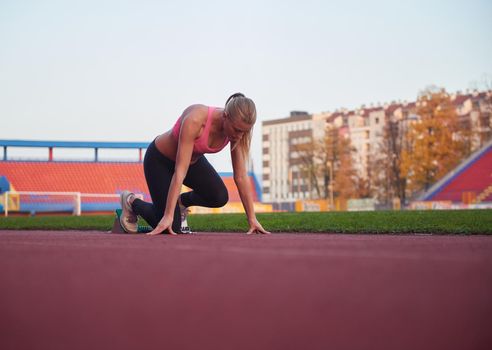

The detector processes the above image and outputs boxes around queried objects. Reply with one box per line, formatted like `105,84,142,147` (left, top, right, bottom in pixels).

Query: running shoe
120,191,138,233
179,202,192,234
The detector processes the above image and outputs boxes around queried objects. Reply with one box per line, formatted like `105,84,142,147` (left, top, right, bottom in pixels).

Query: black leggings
131,140,229,233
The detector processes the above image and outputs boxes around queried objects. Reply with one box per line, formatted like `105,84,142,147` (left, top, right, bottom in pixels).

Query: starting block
111,209,152,233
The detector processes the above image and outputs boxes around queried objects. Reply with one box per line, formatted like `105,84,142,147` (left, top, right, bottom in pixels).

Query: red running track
0,231,491,350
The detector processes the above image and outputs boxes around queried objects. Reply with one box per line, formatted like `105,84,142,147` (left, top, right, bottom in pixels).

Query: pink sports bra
172,106,229,155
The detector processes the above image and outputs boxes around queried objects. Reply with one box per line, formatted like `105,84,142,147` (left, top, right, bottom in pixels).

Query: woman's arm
231,145,270,234
147,112,201,235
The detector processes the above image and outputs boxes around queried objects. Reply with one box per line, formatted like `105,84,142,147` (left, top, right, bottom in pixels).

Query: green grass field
0,210,491,234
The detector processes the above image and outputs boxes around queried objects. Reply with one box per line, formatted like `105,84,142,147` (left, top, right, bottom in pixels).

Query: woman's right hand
147,215,177,236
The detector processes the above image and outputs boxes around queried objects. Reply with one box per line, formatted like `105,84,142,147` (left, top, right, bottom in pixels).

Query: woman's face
223,113,252,143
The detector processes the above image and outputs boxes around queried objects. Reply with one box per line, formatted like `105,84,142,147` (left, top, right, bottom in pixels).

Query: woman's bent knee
213,188,229,207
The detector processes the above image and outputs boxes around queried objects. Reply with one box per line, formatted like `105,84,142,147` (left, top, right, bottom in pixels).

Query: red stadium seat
425,145,492,203
0,161,260,203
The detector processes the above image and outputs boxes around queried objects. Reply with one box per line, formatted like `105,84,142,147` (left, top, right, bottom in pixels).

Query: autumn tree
333,145,357,200
292,139,322,199
319,126,357,201
292,125,357,201
371,115,409,206
401,88,467,192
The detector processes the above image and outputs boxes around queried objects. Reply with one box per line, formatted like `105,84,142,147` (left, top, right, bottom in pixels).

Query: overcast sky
1,0,491,173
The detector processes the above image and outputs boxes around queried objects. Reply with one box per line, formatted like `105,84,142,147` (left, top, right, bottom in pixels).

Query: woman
119,93,270,235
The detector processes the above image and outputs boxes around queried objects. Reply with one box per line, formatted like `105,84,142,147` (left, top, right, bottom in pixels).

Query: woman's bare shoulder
181,104,208,117
178,105,211,135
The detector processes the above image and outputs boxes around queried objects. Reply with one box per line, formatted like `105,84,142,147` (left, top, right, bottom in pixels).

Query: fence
2,191,143,216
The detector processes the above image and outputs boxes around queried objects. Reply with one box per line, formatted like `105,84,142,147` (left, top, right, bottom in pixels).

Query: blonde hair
224,93,256,163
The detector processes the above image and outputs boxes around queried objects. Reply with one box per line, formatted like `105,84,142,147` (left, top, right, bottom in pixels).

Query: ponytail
224,93,256,164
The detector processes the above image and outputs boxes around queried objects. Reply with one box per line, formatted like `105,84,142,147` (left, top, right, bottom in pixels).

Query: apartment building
262,91,491,206
262,111,313,207
262,106,411,205
452,91,492,149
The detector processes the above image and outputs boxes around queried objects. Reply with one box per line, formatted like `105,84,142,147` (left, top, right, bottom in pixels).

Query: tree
401,88,467,193
335,147,357,200
292,139,322,199
292,124,357,202
321,126,357,201
371,116,408,206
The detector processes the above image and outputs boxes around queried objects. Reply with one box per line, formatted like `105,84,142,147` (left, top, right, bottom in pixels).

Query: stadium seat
424,143,492,203
0,161,261,212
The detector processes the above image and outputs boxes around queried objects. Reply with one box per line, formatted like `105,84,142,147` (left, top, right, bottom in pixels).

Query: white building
262,111,313,208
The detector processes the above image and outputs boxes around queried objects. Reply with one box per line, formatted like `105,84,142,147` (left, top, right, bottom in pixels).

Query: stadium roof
0,140,149,149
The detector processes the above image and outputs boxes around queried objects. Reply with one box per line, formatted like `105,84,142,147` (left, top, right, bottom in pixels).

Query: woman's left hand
246,218,271,235
147,215,177,236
